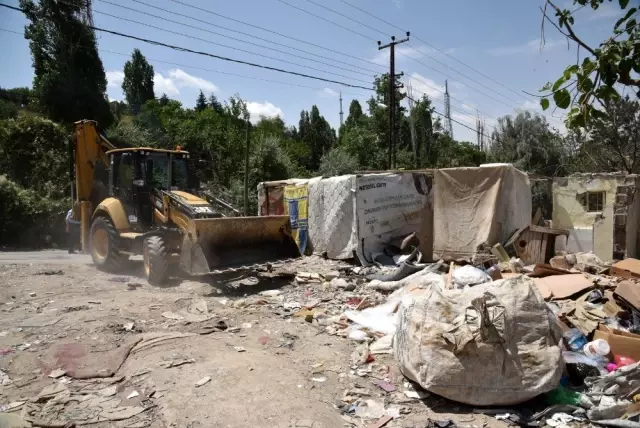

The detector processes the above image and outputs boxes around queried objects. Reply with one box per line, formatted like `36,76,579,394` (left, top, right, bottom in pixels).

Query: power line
72,4,375,86
0,3,373,90
0,28,371,99
166,0,386,70
275,0,374,40
301,0,390,37
337,0,542,105
300,0,565,125
99,0,381,77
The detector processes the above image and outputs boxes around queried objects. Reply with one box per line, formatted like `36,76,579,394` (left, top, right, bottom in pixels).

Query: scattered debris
311,376,327,383
234,346,246,352
259,290,282,297
161,311,185,321
126,390,140,399
371,379,396,393
195,376,211,387
37,269,64,276
29,292,36,297
123,322,135,331
63,304,90,312
47,368,66,379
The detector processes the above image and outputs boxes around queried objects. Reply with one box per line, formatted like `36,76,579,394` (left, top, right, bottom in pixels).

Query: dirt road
0,256,508,428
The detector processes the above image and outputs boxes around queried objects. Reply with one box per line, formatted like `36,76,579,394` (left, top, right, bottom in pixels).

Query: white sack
394,275,562,406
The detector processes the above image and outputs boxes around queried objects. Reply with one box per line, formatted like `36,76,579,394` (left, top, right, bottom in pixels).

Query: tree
539,0,640,128
208,94,223,113
489,111,566,176
411,95,436,167
582,95,640,173
20,0,112,126
158,93,169,106
195,90,208,112
345,100,364,127
122,49,154,114
319,147,359,176
298,106,335,170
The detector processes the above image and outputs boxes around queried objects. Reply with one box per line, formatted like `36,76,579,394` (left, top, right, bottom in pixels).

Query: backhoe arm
72,120,117,251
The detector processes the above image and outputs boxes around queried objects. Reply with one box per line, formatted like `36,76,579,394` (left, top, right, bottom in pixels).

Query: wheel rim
92,228,109,260
143,244,150,277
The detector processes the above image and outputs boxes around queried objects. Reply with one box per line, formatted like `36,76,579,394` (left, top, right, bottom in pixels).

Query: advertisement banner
356,173,430,263
284,185,309,254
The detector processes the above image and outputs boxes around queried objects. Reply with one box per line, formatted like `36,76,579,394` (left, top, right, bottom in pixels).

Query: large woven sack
394,275,562,406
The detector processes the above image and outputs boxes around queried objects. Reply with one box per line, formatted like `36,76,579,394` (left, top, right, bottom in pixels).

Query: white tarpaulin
308,175,357,259
433,164,531,261
355,173,431,264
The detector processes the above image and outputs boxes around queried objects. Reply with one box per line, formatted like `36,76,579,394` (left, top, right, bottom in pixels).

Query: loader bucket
180,215,301,275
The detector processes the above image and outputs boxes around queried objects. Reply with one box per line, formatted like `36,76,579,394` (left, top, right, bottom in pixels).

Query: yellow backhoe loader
70,120,299,284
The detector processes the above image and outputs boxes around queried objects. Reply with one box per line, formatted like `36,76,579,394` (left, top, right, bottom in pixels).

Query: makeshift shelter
259,172,433,263
433,164,531,262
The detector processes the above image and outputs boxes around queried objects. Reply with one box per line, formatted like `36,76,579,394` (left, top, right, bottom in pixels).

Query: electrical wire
99,0,381,77
65,4,375,86
0,28,371,99
0,3,373,90
166,0,386,70
337,0,545,105
297,0,566,125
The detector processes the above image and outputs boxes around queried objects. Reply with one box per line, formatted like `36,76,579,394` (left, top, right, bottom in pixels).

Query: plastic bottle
563,328,588,352
583,339,610,359
545,386,593,408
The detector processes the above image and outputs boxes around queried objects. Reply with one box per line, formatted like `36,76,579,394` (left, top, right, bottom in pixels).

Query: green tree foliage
158,93,170,106
195,90,208,112
319,147,360,176
0,116,69,198
298,105,336,170
573,95,640,173
20,0,112,127
208,94,223,113
489,111,566,176
540,0,640,128
122,49,155,114
0,176,69,248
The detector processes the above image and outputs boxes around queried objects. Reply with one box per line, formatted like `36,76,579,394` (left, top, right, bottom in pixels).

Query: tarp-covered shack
433,164,531,262
258,172,433,264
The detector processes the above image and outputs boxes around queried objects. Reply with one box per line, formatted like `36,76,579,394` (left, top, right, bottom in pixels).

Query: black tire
143,235,169,285
90,216,126,273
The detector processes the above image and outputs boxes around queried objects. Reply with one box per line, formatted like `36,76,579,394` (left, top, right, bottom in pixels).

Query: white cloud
319,88,339,98
587,3,623,21
487,38,565,56
246,101,283,123
168,69,218,93
106,70,124,88
154,73,179,96
404,72,446,100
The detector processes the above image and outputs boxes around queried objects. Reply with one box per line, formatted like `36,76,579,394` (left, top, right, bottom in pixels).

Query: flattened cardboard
533,274,594,300
593,325,640,361
614,280,640,310
528,264,572,278
610,258,640,279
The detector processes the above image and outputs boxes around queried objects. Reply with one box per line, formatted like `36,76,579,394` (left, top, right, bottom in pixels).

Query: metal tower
339,91,344,127
444,80,453,139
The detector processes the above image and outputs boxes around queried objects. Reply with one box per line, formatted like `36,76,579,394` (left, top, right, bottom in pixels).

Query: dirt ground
0,256,510,428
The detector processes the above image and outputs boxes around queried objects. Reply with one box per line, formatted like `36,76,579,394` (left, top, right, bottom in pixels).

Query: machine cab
107,147,194,228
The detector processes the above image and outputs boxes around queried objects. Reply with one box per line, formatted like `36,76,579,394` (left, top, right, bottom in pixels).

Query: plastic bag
452,265,491,287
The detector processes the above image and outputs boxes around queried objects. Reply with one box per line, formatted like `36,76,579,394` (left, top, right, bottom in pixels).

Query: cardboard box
609,258,640,279
593,325,640,361
614,280,640,311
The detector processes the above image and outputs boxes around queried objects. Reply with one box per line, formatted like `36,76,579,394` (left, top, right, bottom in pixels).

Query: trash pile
292,241,640,427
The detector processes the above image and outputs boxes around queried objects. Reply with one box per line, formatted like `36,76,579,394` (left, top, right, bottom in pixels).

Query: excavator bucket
180,215,301,275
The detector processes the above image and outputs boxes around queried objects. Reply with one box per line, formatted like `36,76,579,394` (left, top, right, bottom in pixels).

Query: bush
0,116,69,198
318,147,359,176
0,176,69,248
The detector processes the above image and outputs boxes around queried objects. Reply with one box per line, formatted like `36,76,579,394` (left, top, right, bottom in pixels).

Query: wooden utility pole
378,32,409,169
243,113,250,216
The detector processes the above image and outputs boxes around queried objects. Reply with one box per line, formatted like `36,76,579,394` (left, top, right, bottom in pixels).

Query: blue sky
0,0,630,142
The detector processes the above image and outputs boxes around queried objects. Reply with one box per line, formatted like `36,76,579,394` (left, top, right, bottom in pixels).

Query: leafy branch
539,0,640,128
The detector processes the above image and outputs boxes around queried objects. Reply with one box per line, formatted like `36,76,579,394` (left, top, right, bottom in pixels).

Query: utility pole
378,32,410,170
243,112,250,216
339,90,344,127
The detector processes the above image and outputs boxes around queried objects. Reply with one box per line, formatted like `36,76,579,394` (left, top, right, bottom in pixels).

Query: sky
0,0,632,142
